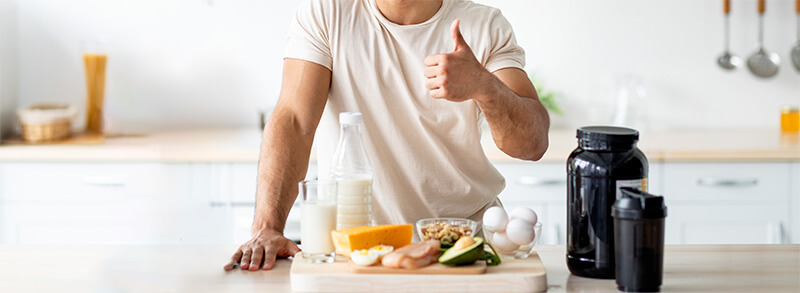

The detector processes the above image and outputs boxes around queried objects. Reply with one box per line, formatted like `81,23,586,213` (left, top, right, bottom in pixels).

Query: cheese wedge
331,224,413,256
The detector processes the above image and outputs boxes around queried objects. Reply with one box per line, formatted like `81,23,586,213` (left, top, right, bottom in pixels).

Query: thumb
287,241,301,256
450,19,469,52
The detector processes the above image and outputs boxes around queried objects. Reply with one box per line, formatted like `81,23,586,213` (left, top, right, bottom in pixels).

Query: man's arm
476,68,549,161
424,19,549,160
224,58,331,271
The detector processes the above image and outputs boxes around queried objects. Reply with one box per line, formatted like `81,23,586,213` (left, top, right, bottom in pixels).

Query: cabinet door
188,162,316,244
662,162,791,244
0,163,190,244
545,203,567,245
493,162,565,245
666,204,788,244
494,162,566,203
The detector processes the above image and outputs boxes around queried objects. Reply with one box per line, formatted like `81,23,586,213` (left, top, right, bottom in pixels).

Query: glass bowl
415,218,478,243
483,222,542,259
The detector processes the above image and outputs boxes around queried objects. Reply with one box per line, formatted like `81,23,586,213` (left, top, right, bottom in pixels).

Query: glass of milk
299,179,338,263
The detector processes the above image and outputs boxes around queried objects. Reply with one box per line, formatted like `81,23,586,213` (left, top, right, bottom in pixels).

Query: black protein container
613,187,667,292
567,126,648,279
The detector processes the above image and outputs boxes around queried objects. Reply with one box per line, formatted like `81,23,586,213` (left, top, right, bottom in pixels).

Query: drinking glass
299,179,338,263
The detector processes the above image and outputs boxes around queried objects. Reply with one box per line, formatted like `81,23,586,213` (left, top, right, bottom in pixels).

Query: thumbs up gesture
424,19,493,102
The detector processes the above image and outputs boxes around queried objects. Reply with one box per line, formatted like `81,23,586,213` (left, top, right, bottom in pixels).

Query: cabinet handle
517,176,565,187
83,176,125,186
552,223,563,245
768,222,786,244
696,177,758,187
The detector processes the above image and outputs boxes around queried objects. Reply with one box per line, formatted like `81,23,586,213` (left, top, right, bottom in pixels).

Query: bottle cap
577,126,639,150
339,112,363,124
612,187,667,219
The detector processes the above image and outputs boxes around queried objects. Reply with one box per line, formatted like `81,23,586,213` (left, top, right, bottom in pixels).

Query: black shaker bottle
567,126,648,279
612,187,667,292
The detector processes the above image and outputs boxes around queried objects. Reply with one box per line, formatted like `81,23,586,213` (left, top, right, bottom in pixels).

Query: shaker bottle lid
339,112,363,124
577,126,639,144
612,187,667,219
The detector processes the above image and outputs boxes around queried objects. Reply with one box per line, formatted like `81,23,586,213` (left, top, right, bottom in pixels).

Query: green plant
530,75,563,116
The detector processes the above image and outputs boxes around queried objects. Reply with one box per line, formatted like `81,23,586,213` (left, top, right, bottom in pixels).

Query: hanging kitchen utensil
791,0,800,72
718,0,742,70
747,0,780,78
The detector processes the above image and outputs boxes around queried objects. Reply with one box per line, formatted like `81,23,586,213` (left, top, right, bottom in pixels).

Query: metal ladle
791,0,800,72
747,0,780,78
718,0,741,70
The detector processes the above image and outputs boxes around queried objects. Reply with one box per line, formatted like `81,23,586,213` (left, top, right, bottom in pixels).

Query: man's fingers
223,249,244,271
223,261,237,271
261,243,280,270
249,247,265,271
425,77,442,90
424,54,443,66
423,67,441,78
286,242,301,257
240,249,253,270
430,88,446,99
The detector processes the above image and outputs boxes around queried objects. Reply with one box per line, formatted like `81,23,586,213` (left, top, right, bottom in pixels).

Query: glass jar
781,106,799,133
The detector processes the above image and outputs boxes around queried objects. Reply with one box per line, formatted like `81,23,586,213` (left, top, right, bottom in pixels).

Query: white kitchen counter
0,244,796,292
0,128,797,163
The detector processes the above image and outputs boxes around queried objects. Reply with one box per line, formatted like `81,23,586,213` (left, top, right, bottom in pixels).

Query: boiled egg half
350,249,379,266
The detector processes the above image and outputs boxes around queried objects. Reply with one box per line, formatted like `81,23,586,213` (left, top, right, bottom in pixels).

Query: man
224,0,549,271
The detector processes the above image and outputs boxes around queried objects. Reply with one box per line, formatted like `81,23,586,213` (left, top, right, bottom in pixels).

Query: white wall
15,0,295,132
7,0,800,133
482,0,799,130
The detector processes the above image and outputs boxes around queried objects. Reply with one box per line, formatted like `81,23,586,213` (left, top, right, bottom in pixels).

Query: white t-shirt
284,0,525,225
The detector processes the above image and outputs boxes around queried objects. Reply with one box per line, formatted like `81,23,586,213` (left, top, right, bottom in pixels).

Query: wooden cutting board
290,252,547,292
348,260,486,274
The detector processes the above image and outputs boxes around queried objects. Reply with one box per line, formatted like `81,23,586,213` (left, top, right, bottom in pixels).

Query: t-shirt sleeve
284,0,333,70
483,11,525,73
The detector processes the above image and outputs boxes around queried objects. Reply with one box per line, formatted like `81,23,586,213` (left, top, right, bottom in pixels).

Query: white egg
509,206,538,226
491,231,520,252
350,249,379,266
506,218,535,245
483,206,509,233
368,245,394,261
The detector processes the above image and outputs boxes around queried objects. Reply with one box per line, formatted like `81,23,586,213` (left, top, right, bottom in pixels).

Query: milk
301,201,337,254
335,177,372,230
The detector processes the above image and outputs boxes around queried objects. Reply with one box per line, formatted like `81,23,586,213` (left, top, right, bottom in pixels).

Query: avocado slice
439,237,486,266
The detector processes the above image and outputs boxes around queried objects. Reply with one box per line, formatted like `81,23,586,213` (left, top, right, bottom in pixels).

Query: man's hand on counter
223,229,300,271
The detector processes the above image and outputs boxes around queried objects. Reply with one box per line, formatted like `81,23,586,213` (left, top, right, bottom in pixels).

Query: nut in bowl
484,222,542,259
415,218,478,244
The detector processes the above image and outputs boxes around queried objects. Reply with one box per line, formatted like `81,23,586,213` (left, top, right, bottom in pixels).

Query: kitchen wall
2,0,799,134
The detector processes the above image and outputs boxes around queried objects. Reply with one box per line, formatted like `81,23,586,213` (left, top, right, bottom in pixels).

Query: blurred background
1,0,797,134
0,0,797,246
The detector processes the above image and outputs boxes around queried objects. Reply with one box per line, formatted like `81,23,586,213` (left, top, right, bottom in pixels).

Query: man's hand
423,19,494,102
223,229,301,271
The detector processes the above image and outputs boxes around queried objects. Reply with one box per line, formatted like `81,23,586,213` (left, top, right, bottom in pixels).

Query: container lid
781,106,799,113
577,126,639,150
612,187,667,219
339,112,363,124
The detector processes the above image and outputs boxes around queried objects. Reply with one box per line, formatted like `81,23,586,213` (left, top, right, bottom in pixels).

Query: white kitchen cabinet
494,162,564,245
0,163,190,244
662,162,792,244
189,162,316,245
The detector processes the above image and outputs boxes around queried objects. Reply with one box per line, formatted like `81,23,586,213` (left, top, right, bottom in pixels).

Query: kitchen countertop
0,244,796,292
0,128,797,163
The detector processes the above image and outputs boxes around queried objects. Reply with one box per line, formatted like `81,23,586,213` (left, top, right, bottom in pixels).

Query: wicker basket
17,103,77,143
